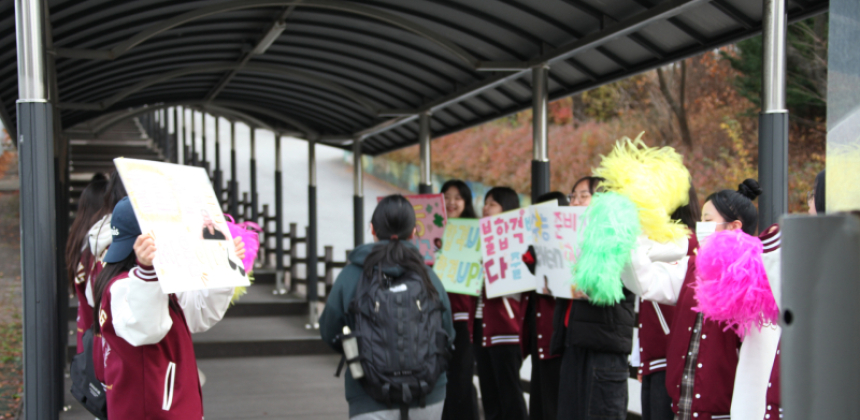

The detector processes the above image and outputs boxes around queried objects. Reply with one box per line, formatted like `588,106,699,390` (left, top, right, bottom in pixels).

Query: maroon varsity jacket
519,292,559,360
477,288,524,348
97,265,204,420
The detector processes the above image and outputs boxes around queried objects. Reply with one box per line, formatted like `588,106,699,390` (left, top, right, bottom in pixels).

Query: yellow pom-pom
593,133,691,243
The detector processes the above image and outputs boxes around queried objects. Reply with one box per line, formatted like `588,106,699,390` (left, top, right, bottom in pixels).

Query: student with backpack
91,197,244,419
320,194,455,420
439,180,480,420
474,187,528,420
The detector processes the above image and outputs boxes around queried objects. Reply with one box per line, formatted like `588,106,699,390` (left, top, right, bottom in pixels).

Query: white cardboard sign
114,158,250,294
529,206,588,298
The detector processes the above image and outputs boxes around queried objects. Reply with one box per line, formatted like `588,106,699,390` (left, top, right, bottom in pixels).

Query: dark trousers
442,321,479,420
529,355,562,420
641,371,673,420
557,346,628,420
474,322,528,420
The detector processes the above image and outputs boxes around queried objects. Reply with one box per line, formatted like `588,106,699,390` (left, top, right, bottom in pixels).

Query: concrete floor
61,355,349,420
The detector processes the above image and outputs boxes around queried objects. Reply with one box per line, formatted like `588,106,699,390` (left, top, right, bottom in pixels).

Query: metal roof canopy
0,0,827,156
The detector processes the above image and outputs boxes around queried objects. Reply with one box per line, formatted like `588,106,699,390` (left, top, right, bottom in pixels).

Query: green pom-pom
573,192,641,305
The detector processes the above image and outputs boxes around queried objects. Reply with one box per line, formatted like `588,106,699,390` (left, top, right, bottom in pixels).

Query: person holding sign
91,197,245,420
439,180,481,420
474,187,528,420
519,191,568,420
551,176,638,420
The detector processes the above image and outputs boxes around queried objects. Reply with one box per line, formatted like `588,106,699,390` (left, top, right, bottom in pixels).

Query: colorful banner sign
480,202,557,298
434,219,483,296
114,158,251,294
529,206,588,298
379,194,447,265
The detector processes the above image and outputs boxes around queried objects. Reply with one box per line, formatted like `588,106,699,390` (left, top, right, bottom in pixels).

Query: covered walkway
5,0,828,418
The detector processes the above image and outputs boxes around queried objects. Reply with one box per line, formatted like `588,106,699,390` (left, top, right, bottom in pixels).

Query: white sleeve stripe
131,267,157,279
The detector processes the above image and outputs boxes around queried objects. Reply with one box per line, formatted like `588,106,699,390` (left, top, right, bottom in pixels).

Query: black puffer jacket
550,287,636,356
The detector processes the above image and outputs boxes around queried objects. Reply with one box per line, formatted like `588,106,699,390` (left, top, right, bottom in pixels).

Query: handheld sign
378,194,447,265
529,206,587,298
434,219,483,296
114,158,251,294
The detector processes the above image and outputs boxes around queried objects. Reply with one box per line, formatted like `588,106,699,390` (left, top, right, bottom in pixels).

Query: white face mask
696,222,718,243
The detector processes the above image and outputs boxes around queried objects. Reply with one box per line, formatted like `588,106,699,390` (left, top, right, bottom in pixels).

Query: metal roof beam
66,101,311,138
52,0,480,68
57,62,380,113
710,0,757,30
666,17,709,44
205,5,298,102
354,0,708,142
628,33,666,58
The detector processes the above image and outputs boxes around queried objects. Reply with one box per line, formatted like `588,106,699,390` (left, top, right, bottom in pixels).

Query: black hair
536,191,569,206
705,178,762,236
99,171,127,220
571,176,605,194
92,252,137,333
65,179,108,290
441,179,478,219
814,170,825,214
90,172,107,182
485,187,520,212
670,184,701,230
364,195,438,301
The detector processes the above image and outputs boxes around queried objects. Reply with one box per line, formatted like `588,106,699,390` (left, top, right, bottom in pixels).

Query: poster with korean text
114,158,251,294
433,219,483,296
378,194,447,265
529,206,587,298
480,202,554,298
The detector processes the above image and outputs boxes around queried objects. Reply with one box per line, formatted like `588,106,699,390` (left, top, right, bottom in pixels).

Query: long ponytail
91,253,136,333
363,195,439,301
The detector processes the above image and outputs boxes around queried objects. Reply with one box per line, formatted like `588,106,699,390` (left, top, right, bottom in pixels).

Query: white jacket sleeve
110,266,172,346
176,287,234,333
620,236,689,305
731,324,781,420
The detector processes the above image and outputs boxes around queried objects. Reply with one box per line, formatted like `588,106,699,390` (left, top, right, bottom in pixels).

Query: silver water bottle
342,326,364,379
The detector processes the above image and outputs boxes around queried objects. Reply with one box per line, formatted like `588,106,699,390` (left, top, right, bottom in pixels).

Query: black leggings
442,321,479,420
474,321,528,420
641,371,673,420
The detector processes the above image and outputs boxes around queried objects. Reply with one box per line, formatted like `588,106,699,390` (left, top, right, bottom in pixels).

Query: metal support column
531,64,550,203
758,0,788,231
307,138,319,328
353,138,364,247
214,116,222,205
201,112,208,173
418,112,432,194
172,107,179,163
250,127,258,222
191,109,198,166
274,135,287,295
181,107,188,165
16,0,60,416
229,121,238,217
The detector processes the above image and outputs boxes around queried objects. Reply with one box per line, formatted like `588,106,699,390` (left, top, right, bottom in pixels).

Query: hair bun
737,179,762,201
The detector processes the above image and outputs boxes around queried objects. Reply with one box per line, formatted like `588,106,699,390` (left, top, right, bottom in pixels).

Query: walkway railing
138,112,350,304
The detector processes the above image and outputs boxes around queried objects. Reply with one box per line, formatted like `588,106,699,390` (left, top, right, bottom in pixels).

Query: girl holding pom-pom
621,179,781,420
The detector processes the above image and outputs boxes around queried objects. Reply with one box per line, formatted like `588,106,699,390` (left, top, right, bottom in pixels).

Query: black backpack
340,266,450,419
70,328,108,420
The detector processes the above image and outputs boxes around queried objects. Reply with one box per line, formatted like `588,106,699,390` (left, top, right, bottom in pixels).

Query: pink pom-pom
692,229,779,338
225,215,262,272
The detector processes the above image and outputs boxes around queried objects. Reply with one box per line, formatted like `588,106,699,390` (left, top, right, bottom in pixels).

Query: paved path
61,355,348,420
202,120,405,259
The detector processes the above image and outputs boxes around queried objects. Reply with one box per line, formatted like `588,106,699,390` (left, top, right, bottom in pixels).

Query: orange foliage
385,50,825,214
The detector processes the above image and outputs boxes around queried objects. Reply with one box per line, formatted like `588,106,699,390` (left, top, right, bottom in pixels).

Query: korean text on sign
480,208,536,298
529,206,587,298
